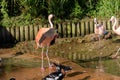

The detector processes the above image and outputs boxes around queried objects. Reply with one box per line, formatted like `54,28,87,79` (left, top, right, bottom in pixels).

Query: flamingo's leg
46,46,52,74
115,48,120,57
41,47,45,70
46,46,51,67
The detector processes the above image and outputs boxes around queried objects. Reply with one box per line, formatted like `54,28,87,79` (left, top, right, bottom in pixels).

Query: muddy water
0,57,90,80
0,57,120,80
78,58,120,76
1,37,120,80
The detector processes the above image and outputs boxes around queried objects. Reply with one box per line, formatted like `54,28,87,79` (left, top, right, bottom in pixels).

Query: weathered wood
29,25,34,40
24,26,29,41
81,21,85,36
20,26,24,41
34,25,39,40
90,20,94,33
15,26,20,41
0,18,116,43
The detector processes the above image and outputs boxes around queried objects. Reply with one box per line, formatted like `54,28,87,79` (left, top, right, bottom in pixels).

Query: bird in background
94,18,108,36
93,18,108,41
110,16,120,58
110,16,120,35
35,14,58,70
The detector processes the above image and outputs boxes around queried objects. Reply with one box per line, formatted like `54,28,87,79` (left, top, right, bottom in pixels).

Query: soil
0,34,120,80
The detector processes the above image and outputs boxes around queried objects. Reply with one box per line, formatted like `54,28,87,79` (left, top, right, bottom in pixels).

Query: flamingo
94,18,107,36
110,16,120,58
110,16,120,35
35,14,58,70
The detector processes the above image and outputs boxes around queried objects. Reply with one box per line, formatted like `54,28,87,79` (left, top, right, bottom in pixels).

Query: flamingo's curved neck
112,17,117,32
49,18,53,28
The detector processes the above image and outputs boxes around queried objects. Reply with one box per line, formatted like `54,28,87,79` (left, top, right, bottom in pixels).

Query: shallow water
0,57,120,80
78,58,120,76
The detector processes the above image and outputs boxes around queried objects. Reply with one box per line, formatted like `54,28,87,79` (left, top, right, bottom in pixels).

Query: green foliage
19,0,46,17
1,0,9,19
0,0,11,27
94,0,120,18
0,0,120,27
70,0,83,18
48,0,74,19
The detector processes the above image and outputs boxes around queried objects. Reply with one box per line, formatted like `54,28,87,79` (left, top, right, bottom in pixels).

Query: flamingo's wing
96,24,102,28
39,28,55,43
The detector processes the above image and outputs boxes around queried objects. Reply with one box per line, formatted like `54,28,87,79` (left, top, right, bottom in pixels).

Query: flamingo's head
94,18,97,24
110,16,115,22
48,14,55,20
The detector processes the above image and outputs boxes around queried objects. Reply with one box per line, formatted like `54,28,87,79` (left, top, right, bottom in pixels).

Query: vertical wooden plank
110,20,112,30
29,25,34,40
62,22,66,38
107,20,111,30
34,25,39,40
90,20,94,34
81,21,85,36
85,21,89,35
24,26,29,41
65,22,68,37
72,23,75,37
70,21,72,37
76,22,80,37
20,26,24,41
15,26,20,42
88,21,90,34
60,22,64,38
84,21,86,35
66,22,70,37
62,22,65,38
62,22,67,37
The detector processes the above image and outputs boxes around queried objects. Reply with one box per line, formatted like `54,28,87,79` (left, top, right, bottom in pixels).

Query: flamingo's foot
49,66,53,70
110,54,120,59
48,66,52,74
41,67,45,71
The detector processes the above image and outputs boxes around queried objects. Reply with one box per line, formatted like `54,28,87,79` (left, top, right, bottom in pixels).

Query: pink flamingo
110,16,120,35
94,18,106,36
110,16,120,58
93,18,107,42
35,14,58,70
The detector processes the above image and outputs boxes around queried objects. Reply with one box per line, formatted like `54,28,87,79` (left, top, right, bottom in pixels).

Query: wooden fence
0,18,119,43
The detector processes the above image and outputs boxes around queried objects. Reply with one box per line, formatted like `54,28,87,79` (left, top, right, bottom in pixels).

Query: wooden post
24,26,29,41
29,25,34,40
81,21,85,36
34,25,39,40
20,26,24,41
15,26,20,41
